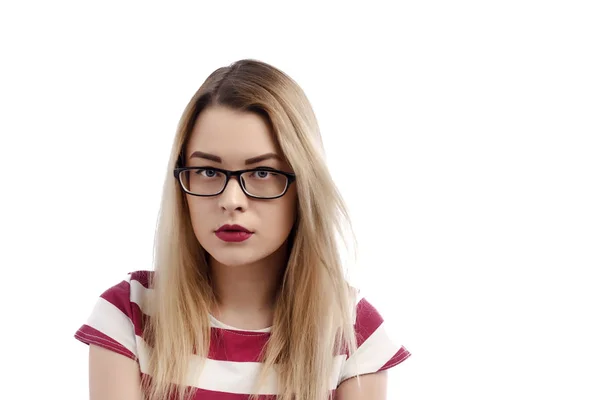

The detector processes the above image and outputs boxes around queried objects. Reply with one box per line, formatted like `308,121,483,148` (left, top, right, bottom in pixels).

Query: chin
208,252,264,268
200,234,290,268
204,244,266,268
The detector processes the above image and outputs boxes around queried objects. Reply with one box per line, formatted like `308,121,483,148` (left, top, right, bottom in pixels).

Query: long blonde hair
143,59,359,400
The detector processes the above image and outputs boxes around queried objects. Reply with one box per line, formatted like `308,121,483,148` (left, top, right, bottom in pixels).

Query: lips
215,224,253,243
216,224,252,233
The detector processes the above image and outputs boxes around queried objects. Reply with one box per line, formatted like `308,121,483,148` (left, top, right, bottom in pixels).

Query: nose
218,176,248,212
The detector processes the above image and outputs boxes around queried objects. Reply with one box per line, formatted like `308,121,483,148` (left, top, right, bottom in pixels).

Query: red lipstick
215,224,253,242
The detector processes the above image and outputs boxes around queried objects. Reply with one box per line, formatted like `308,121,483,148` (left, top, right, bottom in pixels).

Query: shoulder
346,286,387,341
74,270,154,361
354,296,385,342
338,292,411,385
96,270,153,316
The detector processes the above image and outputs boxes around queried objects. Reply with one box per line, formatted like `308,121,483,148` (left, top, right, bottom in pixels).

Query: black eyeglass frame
173,165,296,199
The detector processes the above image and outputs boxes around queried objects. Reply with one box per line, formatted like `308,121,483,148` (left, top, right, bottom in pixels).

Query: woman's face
184,105,297,268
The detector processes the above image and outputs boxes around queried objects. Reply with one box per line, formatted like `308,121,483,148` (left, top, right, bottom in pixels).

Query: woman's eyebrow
189,151,282,165
244,153,282,165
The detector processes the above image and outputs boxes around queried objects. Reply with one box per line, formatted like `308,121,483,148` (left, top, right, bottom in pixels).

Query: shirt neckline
209,314,272,333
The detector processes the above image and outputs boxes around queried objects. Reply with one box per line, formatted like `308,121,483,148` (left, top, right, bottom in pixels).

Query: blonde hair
142,59,359,400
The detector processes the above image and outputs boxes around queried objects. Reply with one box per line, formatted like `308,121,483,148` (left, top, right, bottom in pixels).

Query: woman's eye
252,170,272,179
197,169,217,177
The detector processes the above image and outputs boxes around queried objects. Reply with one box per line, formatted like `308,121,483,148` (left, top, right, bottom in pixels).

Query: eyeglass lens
179,169,288,198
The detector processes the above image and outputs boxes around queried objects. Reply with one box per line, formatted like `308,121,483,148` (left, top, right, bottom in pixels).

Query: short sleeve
338,297,411,385
74,273,140,361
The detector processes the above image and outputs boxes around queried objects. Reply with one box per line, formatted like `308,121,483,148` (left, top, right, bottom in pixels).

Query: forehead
186,106,280,160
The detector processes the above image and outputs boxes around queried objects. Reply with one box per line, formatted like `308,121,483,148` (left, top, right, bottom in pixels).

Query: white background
1,1,599,399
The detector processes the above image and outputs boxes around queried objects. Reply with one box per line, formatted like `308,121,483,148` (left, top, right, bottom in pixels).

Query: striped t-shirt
75,271,410,398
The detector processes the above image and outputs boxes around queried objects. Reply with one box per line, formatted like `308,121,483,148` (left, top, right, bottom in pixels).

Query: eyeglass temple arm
172,152,184,178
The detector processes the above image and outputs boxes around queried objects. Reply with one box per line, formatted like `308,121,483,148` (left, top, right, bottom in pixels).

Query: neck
208,242,289,327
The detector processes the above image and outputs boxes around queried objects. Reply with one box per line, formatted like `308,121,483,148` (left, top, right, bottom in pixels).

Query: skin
89,345,142,400
335,371,388,399
89,105,387,399
185,105,297,329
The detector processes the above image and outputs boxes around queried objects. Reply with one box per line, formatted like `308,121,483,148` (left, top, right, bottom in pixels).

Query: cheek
187,200,213,236
263,198,297,236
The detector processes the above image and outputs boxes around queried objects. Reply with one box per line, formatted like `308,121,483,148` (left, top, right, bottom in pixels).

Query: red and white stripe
75,271,410,398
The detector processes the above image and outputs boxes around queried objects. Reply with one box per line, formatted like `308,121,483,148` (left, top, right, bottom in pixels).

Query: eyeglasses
173,166,296,199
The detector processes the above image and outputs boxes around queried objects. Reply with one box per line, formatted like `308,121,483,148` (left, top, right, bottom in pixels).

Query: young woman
75,59,410,400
